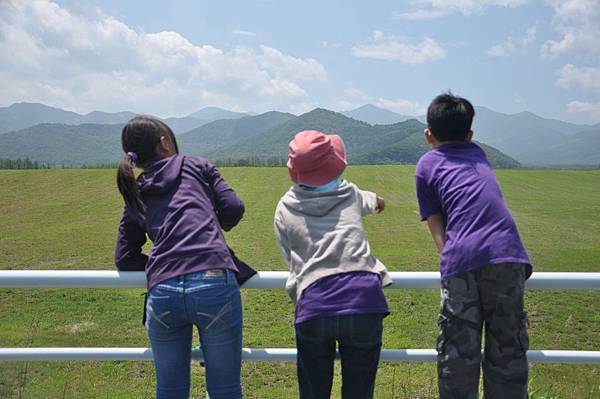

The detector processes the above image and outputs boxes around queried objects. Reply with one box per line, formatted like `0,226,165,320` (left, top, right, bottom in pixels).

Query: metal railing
1,270,599,364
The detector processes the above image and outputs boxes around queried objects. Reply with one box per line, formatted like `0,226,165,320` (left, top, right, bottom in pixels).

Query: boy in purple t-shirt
415,93,532,399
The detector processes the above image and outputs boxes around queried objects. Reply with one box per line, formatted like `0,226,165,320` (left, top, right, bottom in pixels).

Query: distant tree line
0,158,51,169
0,156,287,169
213,156,286,167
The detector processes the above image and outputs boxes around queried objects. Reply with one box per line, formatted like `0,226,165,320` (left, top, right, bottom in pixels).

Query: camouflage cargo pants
437,263,529,399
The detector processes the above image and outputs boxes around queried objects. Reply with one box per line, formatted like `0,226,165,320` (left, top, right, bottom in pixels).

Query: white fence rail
1,270,600,290
1,270,599,364
1,348,599,364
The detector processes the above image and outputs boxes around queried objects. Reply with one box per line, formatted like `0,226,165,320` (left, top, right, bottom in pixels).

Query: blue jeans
146,269,243,399
295,314,384,399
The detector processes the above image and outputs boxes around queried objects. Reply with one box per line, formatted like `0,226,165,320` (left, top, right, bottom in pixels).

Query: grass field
0,166,599,398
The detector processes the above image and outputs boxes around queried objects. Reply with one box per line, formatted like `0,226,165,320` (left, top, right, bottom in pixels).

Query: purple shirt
295,271,389,325
115,155,245,289
415,142,531,280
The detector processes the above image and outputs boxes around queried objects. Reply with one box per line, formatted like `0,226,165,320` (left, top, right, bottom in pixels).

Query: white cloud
488,26,537,57
394,9,449,20
541,0,600,60
258,45,326,82
339,85,424,115
373,98,424,115
395,0,528,20
352,32,447,64
566,100,600,117
557,64,600,93
232,29,257,37
344,86,371,102
0,0,327,115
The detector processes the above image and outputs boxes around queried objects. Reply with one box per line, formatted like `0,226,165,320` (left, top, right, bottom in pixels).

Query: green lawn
0,166,599,398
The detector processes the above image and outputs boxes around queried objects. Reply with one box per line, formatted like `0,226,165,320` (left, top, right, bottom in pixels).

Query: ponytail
117,115,179,222
117,153,146,222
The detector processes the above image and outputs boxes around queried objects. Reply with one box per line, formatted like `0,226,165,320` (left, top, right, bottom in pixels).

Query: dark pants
437,263,530,399
295,314,384,399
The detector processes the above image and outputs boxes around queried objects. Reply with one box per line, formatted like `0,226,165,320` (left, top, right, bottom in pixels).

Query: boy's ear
424,128,435,145
466,130,473,142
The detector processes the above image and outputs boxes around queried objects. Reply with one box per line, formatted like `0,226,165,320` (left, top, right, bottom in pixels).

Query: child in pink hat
274,130,392,399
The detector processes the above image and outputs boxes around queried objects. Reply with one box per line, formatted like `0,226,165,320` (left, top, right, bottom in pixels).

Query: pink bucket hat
287,130,347,186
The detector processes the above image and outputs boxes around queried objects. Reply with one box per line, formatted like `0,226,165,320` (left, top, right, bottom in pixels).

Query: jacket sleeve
274,206,297,303
354,185,379,216
115,206,148,271
274,210,292,267
206,163,245,231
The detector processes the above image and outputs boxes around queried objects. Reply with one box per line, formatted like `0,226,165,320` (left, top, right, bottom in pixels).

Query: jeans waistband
153,269,236,293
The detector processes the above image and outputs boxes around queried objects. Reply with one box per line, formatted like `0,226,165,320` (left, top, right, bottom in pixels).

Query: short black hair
426,92,475,142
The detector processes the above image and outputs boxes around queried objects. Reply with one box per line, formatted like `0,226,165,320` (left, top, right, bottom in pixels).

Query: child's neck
432,139,471,149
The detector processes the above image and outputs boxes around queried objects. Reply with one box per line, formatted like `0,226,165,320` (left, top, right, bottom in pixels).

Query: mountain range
0,102,248,135
0,102,598,167
341,104,599,167
0,106,519,168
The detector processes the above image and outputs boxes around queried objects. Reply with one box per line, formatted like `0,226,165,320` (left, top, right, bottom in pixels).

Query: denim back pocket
145,289,175,331
191,286,242,335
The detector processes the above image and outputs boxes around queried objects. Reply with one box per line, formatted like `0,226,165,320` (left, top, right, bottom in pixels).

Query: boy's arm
426,213,447,253
415,172,445,251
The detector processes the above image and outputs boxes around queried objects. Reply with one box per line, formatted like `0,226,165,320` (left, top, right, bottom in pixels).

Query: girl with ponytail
115,116,249,399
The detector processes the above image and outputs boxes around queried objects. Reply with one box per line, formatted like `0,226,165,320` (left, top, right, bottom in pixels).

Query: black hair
426,92,475,142
117,115,179,222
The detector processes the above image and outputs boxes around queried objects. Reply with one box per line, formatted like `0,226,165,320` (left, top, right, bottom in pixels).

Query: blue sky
1,0,599,123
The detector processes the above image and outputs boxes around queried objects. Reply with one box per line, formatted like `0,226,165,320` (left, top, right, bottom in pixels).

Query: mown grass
0,166,599,398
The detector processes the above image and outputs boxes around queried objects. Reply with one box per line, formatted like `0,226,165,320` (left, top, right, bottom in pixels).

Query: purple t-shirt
295,271,389,325
415,142,531,280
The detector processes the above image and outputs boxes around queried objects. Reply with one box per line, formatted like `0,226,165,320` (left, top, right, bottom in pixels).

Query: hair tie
127,152,138,163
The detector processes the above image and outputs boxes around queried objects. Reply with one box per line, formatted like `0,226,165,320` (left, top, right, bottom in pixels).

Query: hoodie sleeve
115,206,148,271
273,205,291,267
274,203,297,303
206,163,245,231
354,185,379,216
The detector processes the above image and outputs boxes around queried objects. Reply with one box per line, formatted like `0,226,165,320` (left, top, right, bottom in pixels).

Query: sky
0,0,599,124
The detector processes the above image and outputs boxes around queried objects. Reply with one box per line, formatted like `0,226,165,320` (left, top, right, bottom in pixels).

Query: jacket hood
138,155,184,194
281,180,353,217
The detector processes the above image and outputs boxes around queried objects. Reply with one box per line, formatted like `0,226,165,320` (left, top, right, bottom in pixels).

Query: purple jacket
115,155,245,289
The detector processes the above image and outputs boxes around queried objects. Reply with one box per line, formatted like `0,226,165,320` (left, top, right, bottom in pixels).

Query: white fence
1,271,599,364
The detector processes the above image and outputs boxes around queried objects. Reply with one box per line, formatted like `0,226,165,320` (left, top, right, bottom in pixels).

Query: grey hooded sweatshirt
274,180,392,303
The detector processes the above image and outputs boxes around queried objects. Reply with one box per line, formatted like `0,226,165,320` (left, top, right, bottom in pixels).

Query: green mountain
0,123,122,166
526,129,600,167
197,108,519,168
0,103,82,133
179,111,295,155
471,106,591,164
